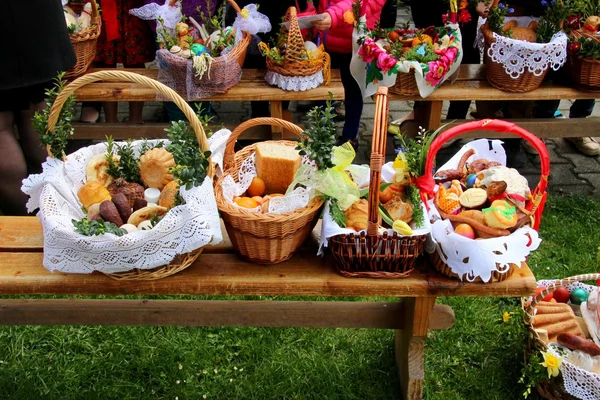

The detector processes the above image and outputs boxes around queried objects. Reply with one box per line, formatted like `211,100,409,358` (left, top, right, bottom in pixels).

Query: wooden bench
71,68,344,139
391,64,600,138
0,216,536,400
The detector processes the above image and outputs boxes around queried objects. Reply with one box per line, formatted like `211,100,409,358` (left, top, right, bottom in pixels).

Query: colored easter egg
465,174,478,188
190,43,208,56
454,223,475,239
570,288,589,305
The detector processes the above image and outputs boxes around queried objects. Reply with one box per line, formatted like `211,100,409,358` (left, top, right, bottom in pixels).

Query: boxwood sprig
296,95,337,171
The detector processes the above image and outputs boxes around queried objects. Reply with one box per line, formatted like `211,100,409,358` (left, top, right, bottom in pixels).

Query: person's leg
533,100,560,118
338,53,363,143
0,111,29,215
566,100,599,156
380,0,398,29
16,101,48,174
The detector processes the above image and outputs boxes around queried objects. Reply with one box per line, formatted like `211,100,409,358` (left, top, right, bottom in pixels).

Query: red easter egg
553,287,570,303
535,287,554,302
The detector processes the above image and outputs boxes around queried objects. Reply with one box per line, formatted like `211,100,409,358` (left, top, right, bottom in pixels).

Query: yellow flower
460,0,469,10
540,351,562,378
343,10,355,25
241,8,249,18
502,311,511,323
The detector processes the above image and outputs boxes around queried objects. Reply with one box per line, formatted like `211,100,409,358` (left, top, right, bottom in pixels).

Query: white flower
176,380,180,384
178,364,183,370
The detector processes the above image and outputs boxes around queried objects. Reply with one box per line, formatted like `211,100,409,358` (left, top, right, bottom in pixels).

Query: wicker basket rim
68,0,101,40
481,21,563,47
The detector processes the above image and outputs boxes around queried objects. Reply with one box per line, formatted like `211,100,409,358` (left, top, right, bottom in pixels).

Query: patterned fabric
95,0,155,65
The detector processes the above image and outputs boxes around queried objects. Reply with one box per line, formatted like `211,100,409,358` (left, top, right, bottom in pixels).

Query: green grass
0,195,598,399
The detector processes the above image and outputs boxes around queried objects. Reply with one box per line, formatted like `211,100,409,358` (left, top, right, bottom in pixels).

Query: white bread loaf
255,142,302,194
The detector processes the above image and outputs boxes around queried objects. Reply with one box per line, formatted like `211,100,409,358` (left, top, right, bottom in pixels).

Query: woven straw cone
568,30,600,90
46,70,214,280
329,86,426,279
65,0,101,79
389,67,420,96
260,7,331,83
214,117,323,264
522,273,600,399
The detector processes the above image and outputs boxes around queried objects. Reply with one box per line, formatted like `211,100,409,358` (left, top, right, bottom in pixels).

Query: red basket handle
421,119,550,230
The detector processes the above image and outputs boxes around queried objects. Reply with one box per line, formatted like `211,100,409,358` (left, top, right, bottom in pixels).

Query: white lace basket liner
22,139,225,275
426,138,542,283
525,274,600,400
318,162,431,255
477,17,568,78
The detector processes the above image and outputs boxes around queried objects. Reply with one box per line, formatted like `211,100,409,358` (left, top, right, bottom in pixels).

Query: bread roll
78,181,112,209
86,153,119,187
255,142,301,194
127,204,168,226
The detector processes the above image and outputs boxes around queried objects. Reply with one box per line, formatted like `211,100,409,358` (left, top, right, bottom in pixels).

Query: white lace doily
487,29,567,78
220,152,312,214
426,139,542,283
21,140,223,274
547,343,600,400
318,162,431,255
265,70,324,91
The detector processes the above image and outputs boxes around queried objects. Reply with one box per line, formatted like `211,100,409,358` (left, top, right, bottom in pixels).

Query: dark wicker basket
329,86,427,279
389,68,419,96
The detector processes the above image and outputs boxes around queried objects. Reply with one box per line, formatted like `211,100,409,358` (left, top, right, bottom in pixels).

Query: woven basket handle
89,0,99,20
525,273,600,323
46,70,214,178
366,86,390,237
422,119,550,229
223,117,305,170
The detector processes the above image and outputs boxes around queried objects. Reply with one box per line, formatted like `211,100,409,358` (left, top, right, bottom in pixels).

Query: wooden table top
0,217,536,298
74,68,344,102
73,65,600,103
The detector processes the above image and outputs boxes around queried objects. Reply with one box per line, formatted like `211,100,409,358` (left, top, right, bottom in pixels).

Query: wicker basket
421,119,551,283
156,0,251,94
329,87,427,279
523,273,600,399
46,70,215,280
214,118,323,264
389,67,419,96
568,29,600,90
259,7,331,84
481,22,549,92
65,0,101,79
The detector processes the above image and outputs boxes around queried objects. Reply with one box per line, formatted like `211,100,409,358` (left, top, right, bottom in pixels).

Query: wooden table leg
395,297,436,400
423,101,443,131
270,101,283,139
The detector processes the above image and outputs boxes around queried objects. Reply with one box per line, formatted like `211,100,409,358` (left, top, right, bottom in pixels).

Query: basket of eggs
524,273,600,399
258,6,331,91
23,71,222,280
480,0,568,92
421,119,550,283
322,87,430,278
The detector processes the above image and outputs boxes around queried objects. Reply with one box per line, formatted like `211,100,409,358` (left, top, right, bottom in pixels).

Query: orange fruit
412,34,433,47
247,177,266,197
234,197,259,209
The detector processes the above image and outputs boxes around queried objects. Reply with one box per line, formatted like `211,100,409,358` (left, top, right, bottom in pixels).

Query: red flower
458,9,472,24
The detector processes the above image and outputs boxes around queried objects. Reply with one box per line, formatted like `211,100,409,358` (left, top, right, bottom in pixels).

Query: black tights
0,103,47,215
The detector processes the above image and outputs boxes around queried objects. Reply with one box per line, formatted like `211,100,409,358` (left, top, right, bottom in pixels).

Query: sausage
112,193,132,223
99,201,124,227
557,333,600,356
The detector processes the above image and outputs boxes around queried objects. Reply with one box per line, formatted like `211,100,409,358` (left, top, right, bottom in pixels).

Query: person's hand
313,13,332,31
476,1,489,17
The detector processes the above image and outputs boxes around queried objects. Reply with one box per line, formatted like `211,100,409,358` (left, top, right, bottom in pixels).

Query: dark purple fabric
142,0,219,30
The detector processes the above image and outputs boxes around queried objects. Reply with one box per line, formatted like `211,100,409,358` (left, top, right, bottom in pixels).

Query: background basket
259,7,330,82
214,118,323,264
568,30,600,89
329,87,427,278
523,273,600,399
421,119,550,283
65,0,101,79
46,70,214,280
388,67,419,96
157,0,251,94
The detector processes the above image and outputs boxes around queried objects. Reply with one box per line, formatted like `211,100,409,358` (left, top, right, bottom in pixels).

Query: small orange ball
234,197,259,209
247,177,266,197
454,223,475,239
412,34,433,47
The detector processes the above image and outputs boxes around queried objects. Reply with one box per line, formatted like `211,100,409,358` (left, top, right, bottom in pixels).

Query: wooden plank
0,299,403,328
74,68,344,102
423,101,443,131
429,304,454,330
71,122,276,141
270,101,284,139
0,251,536,298
400,118,600,139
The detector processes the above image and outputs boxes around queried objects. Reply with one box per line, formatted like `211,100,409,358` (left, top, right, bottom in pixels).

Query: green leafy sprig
394,125,442,178
406,186,424,228
33,73,75,159
197,0,226,35
396,43,441,63
573,36,600,59
328,198,346,227
487,2,513,37
296,95,337,171
72,218,127,237
156,17,178,49
105,137,141,183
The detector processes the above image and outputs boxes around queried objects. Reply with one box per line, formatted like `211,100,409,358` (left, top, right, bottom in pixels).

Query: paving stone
551,184,596,196
577,174,600,195
547,164,588,187
562,153,600,174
